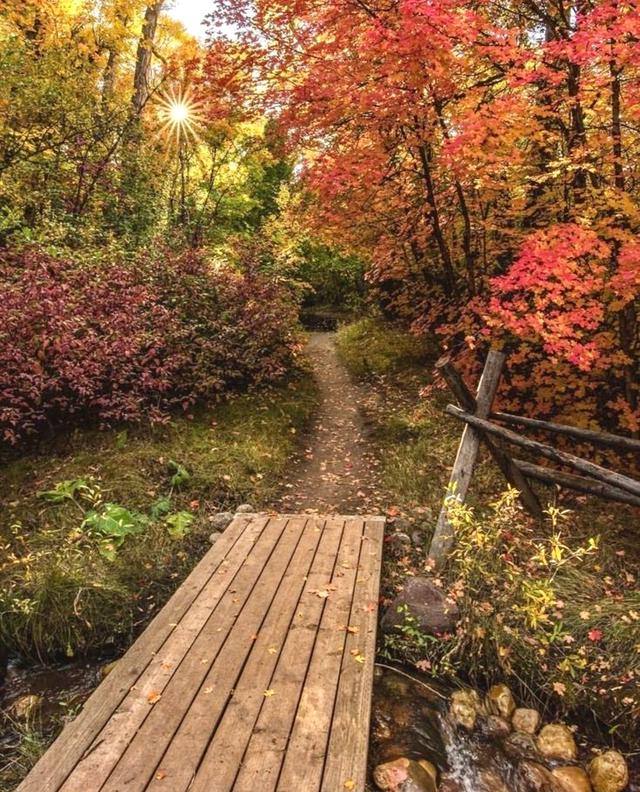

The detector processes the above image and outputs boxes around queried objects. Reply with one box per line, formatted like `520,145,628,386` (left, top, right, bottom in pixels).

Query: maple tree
203,0,640,433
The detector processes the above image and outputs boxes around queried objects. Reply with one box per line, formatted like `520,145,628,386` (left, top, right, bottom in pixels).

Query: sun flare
156,89,202,144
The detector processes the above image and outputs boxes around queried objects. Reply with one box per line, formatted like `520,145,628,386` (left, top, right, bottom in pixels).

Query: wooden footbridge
19,513,385,792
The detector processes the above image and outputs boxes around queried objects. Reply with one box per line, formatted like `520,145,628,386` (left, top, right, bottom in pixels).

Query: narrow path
272,332,383,514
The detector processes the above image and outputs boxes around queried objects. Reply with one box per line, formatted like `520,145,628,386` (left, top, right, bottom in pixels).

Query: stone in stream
480,714,512,739
537,724,578,761
587,751,629,792
519,760,559,792
487,683,517,719
512,707,541,735
380,577,460,636
552,766,593,792
474,768,513,792
208,511,234,530
10,694,43,720
449,689,482,731
372,757,437,792
503,732,540,762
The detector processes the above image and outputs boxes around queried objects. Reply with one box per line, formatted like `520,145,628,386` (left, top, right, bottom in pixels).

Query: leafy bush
383,491,640,744
0,247,299,446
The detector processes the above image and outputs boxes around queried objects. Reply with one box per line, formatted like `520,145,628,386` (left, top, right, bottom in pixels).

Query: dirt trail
272,332,383,514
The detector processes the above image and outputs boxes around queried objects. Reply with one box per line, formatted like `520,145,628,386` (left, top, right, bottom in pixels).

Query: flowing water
370,665,639,792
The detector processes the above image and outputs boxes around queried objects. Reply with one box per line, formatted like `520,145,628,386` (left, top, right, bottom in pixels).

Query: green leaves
38,478,89,504
168,460,191,489
82,504,148,541
165,511,194,539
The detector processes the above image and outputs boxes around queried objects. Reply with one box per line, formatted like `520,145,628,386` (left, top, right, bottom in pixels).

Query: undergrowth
338,318,640,747
0,372,319,662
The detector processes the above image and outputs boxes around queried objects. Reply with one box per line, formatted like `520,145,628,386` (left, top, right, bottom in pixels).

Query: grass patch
0,372,319,663
338,318,639,747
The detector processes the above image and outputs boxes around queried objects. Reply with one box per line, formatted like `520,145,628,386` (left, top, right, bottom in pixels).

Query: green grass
0,372,319,662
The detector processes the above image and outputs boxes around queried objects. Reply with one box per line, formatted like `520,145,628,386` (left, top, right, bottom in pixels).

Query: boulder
236,504,255,514
372,757,437,792
475,769,513,792
552,766,593,792
380,577,459,636
487,684,516,719
449,689,482,731
208,531,221,545
519,761,559,792
209,512,234,530
588,751,629,792
513,708,541,735
439,776,465,792
537,724,577,762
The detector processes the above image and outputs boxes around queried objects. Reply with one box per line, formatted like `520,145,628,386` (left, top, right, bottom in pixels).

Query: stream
2,660,637,791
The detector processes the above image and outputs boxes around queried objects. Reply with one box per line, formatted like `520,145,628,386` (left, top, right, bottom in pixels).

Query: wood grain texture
17,513,385,792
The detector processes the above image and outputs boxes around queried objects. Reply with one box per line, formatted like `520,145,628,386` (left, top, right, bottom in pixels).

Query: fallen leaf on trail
203,686,213,694
344,781,356,790
312,589,330,598
268,647,278,654
342,625,359,634
264,689,276,697
552,682,566,697
147,690,162,704
155,770,167,781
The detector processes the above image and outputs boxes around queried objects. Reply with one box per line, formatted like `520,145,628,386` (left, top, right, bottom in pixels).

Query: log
514,459,640,508
436,356,542,518
446,405,640,498
428,351,505,568
492,411,640,454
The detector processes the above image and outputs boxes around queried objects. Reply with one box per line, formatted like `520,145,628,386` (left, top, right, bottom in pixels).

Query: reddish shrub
0,248,299,446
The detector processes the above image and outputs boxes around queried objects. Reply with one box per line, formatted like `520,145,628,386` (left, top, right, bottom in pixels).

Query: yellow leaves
350,649,365,664
147,690,162,704
263,689,276,697
344,781,356,790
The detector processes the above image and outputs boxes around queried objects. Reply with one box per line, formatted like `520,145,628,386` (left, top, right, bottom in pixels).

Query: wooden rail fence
429,350,640,567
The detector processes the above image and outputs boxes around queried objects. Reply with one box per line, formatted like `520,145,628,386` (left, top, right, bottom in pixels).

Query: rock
392,518,412,533
552,766,593,792
372,757,437,792
588,751,629,792
208,531,221,545
481,715,512,739
503,732,540,762
449,689,482,731
380,577,459,636
537,724,578,762
10,694,42,720
519,761,559,792
388,532,412,553
236,504,255,514
99,660,119,679
209,512,234,530
487,684,516,719
475,769,512,792
513,707,541,735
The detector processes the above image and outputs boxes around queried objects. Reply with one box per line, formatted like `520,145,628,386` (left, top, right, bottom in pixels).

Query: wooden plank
142,517,310,792
275,517,365,792
429,351,505,567
16,514,260,792
446,406,640,497
321,517,385,792
231,518,347,792
60,515,278,792
188,516,329,792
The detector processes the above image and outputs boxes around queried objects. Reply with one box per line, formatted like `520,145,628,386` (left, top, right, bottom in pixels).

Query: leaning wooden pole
437,356,542,519
428,350,505,568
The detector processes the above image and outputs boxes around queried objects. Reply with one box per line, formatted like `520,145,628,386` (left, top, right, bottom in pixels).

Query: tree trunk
132,1,164,114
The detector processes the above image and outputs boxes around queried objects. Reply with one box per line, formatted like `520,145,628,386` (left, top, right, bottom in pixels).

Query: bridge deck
19,513,385,792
